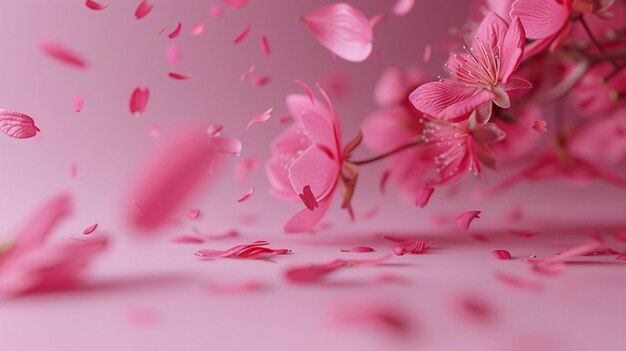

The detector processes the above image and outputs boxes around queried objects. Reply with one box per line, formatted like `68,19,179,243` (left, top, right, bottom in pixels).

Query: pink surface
0,1,625,350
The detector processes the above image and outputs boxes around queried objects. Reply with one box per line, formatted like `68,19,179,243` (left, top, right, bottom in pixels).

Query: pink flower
301,3,375,62
0,195,108,297
266,84,348,233
423,115,506,183
410,13,530,124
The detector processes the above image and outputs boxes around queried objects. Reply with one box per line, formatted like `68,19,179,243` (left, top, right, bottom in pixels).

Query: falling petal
529,241,603,265
85,0,107,10
0,110,40,139
224,0,249,9
168,22,182,39
206,124,223,137
415,187,434,208
209,136,242,155
135,0,153,19
185,209,200,219
341,246,375,253
73,95,84,113
532,120,548,133
166,42,180,64
246,107,273,129
393,240,429,256
285,259,346,283
251,75,270,87
423,44,432,63
301,3,374,62
82,224,98,235
196,241,289,260
259,35,271,55
69,164,78,178
233,24,251,44
128,126,218,231
392,0,415,16
191,23,205,36
240,65,255,81
237,187,255,202
40,41,87,68
492,249,512,260
531,262,565,275
455,210,481,231
129,87,150,115
168,72,189,80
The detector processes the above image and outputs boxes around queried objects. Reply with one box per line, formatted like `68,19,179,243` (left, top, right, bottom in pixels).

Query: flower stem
350,138,424,166
579,15,620,71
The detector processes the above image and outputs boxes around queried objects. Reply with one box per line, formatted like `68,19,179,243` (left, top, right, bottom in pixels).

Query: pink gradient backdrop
0,1,625,350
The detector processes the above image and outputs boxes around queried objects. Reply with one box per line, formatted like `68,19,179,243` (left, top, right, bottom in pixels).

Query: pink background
0,1,625,350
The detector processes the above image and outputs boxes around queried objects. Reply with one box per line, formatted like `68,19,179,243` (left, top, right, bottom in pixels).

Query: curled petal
0,110,40,139
234,25,251,44
302,3,374,62
168,72,189,80
532,120,548,133
237,187,255,203
246,107,273,129
341,246,375,253
415,187,434,208
40,41,87,68
392,0,415,16
85,0,107,10
168,22,182,39
455,210,481,231
82,224,98,235
492,249,512,260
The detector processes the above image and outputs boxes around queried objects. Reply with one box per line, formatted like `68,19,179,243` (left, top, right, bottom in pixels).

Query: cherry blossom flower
410,13,530,124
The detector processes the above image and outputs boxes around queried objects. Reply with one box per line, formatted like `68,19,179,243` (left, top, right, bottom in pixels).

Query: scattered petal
191,23,205,36
392,0,415,16
209,136,242,156
168,72,189,80
246,107,273,129
532,120,548,133
40,41,87,68
529,241,603,265
166,42,180,64
134,0,153,19
240,65,255,81
455,210,481,231
168,22,182,39
423,44,432,63
415,187,434,208
233,24,251,44
492,249,512,260
206,124,224,137
0,110,40,139
128,126,218,231
129,87,150,115
341,246,375,253
393,240,429,256
171,235,204,244
82,224,98,235
260,35,271,55
301,3,374,62
196,241,289,260
237,187,255,202
251,75,270,86
85,0,107,10
73,95,84,112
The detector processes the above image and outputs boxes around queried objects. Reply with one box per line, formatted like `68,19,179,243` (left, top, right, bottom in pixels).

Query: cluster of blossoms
268,0,626,233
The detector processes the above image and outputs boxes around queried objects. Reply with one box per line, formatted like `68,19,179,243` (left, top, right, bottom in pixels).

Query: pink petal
341,246,375,253
39,41,87,69
240,65,255,81
529,241,603,265
85,0,107,10
284,259,347,283
206,124,223,137
73,95,84,113
531,262,566,275
69,164,78,178
499,17,525,83
532,120,548,133
298,185,319,211
332,301,412,337
171,235,204,244
0,110,40,139
233,24,251,44
168,22,182,39
209,136,242,156
510,0,569,39
492,249,512,260
190,23,205,36
423,44,432,63
294,80,316,105
129,87,150,115
455,210,481,231
128,127,218,231
410,82,492,120
288,146,339,202
302,3,374,62
166,42,180,64
393,240,429,255
168,72,189,80
210,4,223,18
259,35,271,55
392,0,415,16
246,107,273,129
379,170,391,194
134,0,153,20
251,75,270,87
224,0,249,9
415,187,434,208
82,224,98,235
185,209,200,219
237,187,255,202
